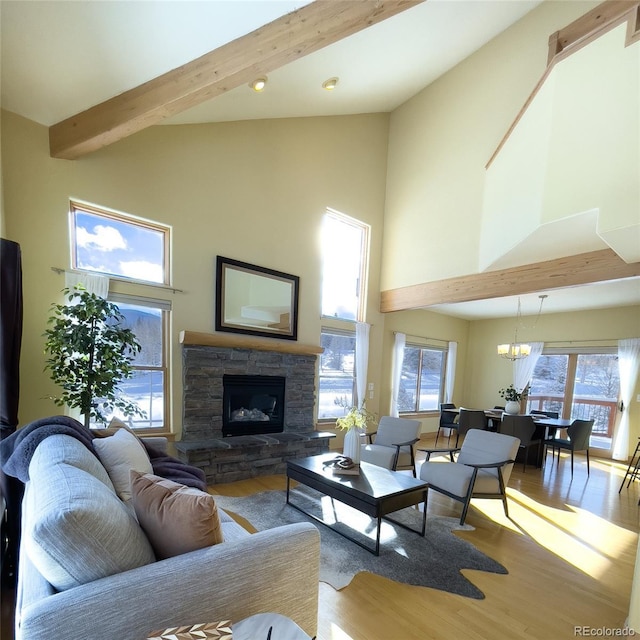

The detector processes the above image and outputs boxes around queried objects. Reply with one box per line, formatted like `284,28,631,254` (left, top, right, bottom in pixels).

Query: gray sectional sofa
13,431,320,640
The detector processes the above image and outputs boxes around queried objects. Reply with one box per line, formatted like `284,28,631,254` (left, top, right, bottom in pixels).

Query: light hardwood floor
211,436,640,640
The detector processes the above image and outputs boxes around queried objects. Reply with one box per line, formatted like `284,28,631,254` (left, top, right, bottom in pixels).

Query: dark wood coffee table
286,453,428,555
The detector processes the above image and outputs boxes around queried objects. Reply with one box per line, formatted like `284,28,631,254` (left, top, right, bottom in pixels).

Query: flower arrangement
498,384,525,403
334,396,378,431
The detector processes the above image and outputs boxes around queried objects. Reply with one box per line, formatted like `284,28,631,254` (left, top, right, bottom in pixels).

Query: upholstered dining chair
531,409,561,441
499,414,542,472
360,416,422,476
435,403,458,446
530,409,559,419
488,405,505,431
545,419,594,476
456,408,488,447
419,429,520,525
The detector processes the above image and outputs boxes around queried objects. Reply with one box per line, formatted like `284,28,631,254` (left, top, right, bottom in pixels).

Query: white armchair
361,416,422,476
419,429,520,525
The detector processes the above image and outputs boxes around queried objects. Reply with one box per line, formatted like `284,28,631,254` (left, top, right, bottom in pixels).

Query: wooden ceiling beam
379,249,640,312
49,0,423,160
547,0,639,64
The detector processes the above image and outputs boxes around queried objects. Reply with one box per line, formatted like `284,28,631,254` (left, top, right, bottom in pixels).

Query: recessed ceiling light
322,77,339,91
249,77,267,92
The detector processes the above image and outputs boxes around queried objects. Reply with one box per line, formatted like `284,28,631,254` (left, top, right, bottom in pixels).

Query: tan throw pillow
130,471,224,559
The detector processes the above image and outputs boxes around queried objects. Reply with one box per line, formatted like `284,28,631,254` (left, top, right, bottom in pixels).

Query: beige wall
2,0,637,454
382,0,600,289
1,110,390,436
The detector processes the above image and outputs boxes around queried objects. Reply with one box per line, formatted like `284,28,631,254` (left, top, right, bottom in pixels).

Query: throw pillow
93,428,153,501
131,471,224,559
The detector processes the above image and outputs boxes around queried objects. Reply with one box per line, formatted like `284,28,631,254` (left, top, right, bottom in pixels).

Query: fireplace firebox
222,374,286,437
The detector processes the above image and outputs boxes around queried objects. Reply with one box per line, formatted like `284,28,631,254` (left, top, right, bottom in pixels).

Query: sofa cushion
93,427,153,501
131,471,224,560
23,435,156,591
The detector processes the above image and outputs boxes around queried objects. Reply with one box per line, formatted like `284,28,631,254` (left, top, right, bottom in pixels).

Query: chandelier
497,295,547,361
497,341,531,360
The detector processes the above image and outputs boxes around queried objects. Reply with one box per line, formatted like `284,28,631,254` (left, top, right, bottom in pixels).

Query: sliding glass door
527,351,620,451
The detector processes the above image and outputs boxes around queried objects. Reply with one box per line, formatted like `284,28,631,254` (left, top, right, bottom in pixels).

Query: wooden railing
527,395,618,437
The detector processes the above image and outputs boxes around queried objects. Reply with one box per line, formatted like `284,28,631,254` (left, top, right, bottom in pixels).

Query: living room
2,0,638,444
1,0,639,638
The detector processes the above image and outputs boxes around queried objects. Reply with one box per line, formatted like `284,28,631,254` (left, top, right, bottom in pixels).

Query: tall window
70,201,171,432
317,329,356,419
527,350,620,449
70,200,170,285
321,209,369,322
101,295,170,431
398,343,447,413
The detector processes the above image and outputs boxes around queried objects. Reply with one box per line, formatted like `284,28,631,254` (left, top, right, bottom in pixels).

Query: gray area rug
214,486,507,599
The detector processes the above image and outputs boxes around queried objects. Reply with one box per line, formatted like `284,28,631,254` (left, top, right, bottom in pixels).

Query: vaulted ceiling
2,0,638,319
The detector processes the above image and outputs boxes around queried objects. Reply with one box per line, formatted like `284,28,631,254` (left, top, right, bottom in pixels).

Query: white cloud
77,225,127,251
120,261,163,284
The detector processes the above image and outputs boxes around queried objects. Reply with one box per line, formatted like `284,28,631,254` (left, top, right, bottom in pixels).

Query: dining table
442,407,572,468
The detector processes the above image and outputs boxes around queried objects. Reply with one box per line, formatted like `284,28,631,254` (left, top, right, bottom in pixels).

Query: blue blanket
0,415,206,491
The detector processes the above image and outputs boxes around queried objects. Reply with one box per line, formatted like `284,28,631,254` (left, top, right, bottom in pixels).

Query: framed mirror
215,256,299,341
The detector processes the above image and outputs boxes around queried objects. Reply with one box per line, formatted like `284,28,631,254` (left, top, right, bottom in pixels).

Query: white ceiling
1,0,638,320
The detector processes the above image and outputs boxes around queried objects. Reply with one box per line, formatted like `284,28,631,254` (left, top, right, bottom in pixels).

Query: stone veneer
176,331,334,484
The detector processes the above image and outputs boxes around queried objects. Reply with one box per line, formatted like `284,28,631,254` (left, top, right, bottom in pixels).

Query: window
70,201,172,433
91,294,170,431
317,329,356,419
398,343,447,413
527,350,620,449
321,209,369,322
70,200,170,285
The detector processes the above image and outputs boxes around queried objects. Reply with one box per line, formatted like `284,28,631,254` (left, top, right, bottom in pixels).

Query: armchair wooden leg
501,493,510,518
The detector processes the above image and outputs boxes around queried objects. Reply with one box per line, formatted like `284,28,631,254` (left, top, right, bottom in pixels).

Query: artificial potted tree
44,286,145,428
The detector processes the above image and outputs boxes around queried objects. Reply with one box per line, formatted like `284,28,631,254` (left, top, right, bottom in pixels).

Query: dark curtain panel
0,238,23,432
0,238,24,585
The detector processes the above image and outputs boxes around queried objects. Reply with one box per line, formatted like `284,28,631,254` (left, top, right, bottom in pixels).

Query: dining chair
531,409,561,441
545,419,594,476
360,416,422,476
488,405,505,431
531,410,559,419
419,429,520,525
456,408,488,447
435,403,458,446
499,414,541,472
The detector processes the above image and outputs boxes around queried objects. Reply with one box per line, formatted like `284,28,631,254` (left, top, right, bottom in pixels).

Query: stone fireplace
176,331,334,483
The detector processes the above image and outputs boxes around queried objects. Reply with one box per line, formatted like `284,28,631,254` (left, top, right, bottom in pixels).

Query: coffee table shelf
286,453,427,555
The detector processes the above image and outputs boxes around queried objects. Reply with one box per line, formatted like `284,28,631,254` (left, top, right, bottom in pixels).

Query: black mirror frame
215,256,299,341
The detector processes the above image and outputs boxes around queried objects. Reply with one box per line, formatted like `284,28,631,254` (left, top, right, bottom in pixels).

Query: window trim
317,326,357,422
107,293,171,433
70,199,171,287
321,208,370,323
399,341,448,415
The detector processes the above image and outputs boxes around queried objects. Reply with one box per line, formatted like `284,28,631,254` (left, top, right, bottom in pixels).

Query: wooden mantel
179,330,323,356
